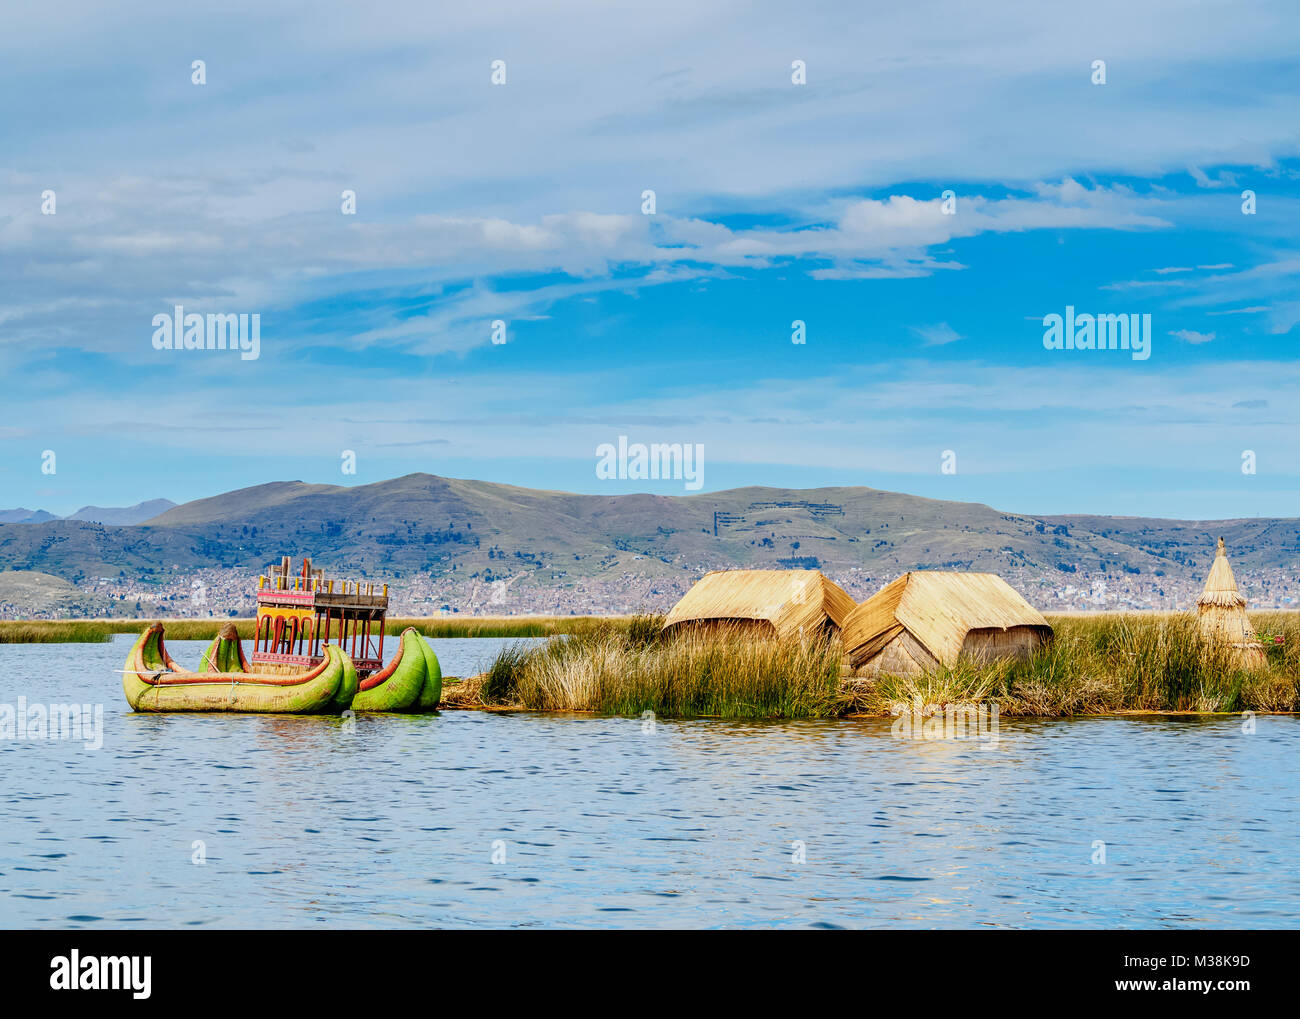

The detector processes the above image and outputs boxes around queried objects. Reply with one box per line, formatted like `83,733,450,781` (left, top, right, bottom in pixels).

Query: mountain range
0,499,176,526
0,475,1296,615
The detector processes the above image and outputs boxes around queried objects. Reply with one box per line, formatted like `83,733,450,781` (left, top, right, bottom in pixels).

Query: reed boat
123,622,351,713
351,626,440,712
121,556,442,713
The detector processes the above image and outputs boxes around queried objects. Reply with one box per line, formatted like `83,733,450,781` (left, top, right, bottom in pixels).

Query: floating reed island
461,546,1298,719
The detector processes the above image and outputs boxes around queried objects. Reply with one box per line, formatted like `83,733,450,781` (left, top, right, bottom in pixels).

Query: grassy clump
476,611,1300,718
480,615,846,718
479,642,537,704
858,614,1296,715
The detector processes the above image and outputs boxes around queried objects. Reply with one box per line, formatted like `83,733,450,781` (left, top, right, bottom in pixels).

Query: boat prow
351,627,441,712
198,622,251,673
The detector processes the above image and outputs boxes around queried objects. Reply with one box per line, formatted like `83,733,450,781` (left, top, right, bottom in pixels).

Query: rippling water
1,636,1297,928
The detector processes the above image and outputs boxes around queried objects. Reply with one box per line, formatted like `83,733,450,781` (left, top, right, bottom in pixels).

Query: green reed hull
329,653,360,714
415,637,443,710
123,623,348,713
351,627,429,712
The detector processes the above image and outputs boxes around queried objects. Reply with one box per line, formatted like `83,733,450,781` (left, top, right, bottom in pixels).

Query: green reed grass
481,616,846,718
0,615,627,643
386,615,625,639
478,611,1300,718
0,620,117,643
858,614,1295,715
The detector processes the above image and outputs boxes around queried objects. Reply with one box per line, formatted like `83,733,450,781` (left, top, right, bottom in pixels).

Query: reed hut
1196,537,1266,670
842,571,1052,676
662,569,857,641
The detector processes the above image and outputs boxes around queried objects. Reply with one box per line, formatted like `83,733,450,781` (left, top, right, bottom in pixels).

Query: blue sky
1,0,1299,519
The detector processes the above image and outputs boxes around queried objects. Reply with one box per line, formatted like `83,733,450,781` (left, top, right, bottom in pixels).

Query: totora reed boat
123,623,353,713
122,556,441,714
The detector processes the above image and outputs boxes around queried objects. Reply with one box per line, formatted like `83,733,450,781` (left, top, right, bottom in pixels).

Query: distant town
4,476,1299,620
5,561,1297,620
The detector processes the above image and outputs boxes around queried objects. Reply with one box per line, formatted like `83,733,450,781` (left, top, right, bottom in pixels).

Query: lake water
2,635,1297,929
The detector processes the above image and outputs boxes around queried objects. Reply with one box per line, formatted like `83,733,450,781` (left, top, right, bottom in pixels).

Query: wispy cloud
910,322,964,346
1170,329,1216,344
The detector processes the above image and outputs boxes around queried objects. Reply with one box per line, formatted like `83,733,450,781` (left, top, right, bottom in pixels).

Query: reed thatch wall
843,571,1051,673
662,569,857,641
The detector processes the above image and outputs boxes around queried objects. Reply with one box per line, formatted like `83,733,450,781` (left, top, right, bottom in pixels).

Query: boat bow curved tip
351,627,429,712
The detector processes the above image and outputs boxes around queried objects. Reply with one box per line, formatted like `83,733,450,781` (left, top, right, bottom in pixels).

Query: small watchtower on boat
252,556,390,677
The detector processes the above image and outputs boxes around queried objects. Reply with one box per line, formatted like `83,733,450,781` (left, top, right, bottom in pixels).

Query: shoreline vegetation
0,615,626,644
454,612,1300,718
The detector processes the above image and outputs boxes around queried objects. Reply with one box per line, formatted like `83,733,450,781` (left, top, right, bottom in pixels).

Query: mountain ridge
1,473,1297,617
0,500,176,526
68,499,177,525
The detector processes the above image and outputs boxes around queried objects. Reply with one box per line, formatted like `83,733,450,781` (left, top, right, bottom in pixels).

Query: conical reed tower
1196,537,1265,669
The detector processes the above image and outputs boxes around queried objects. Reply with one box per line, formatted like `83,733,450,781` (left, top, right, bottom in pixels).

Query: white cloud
0,173,1181,361
910,323,963,346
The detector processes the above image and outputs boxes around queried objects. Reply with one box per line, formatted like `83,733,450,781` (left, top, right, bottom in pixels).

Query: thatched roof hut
662,569,856,640
842,571,1051,676
1196,537,1265,669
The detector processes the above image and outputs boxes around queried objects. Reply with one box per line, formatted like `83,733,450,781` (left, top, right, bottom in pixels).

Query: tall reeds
480,616,846,718
0,615,624,643
478,612,1300,718
0,620,117,643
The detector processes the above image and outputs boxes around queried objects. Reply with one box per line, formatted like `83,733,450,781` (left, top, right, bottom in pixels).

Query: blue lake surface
1,635,1298,928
